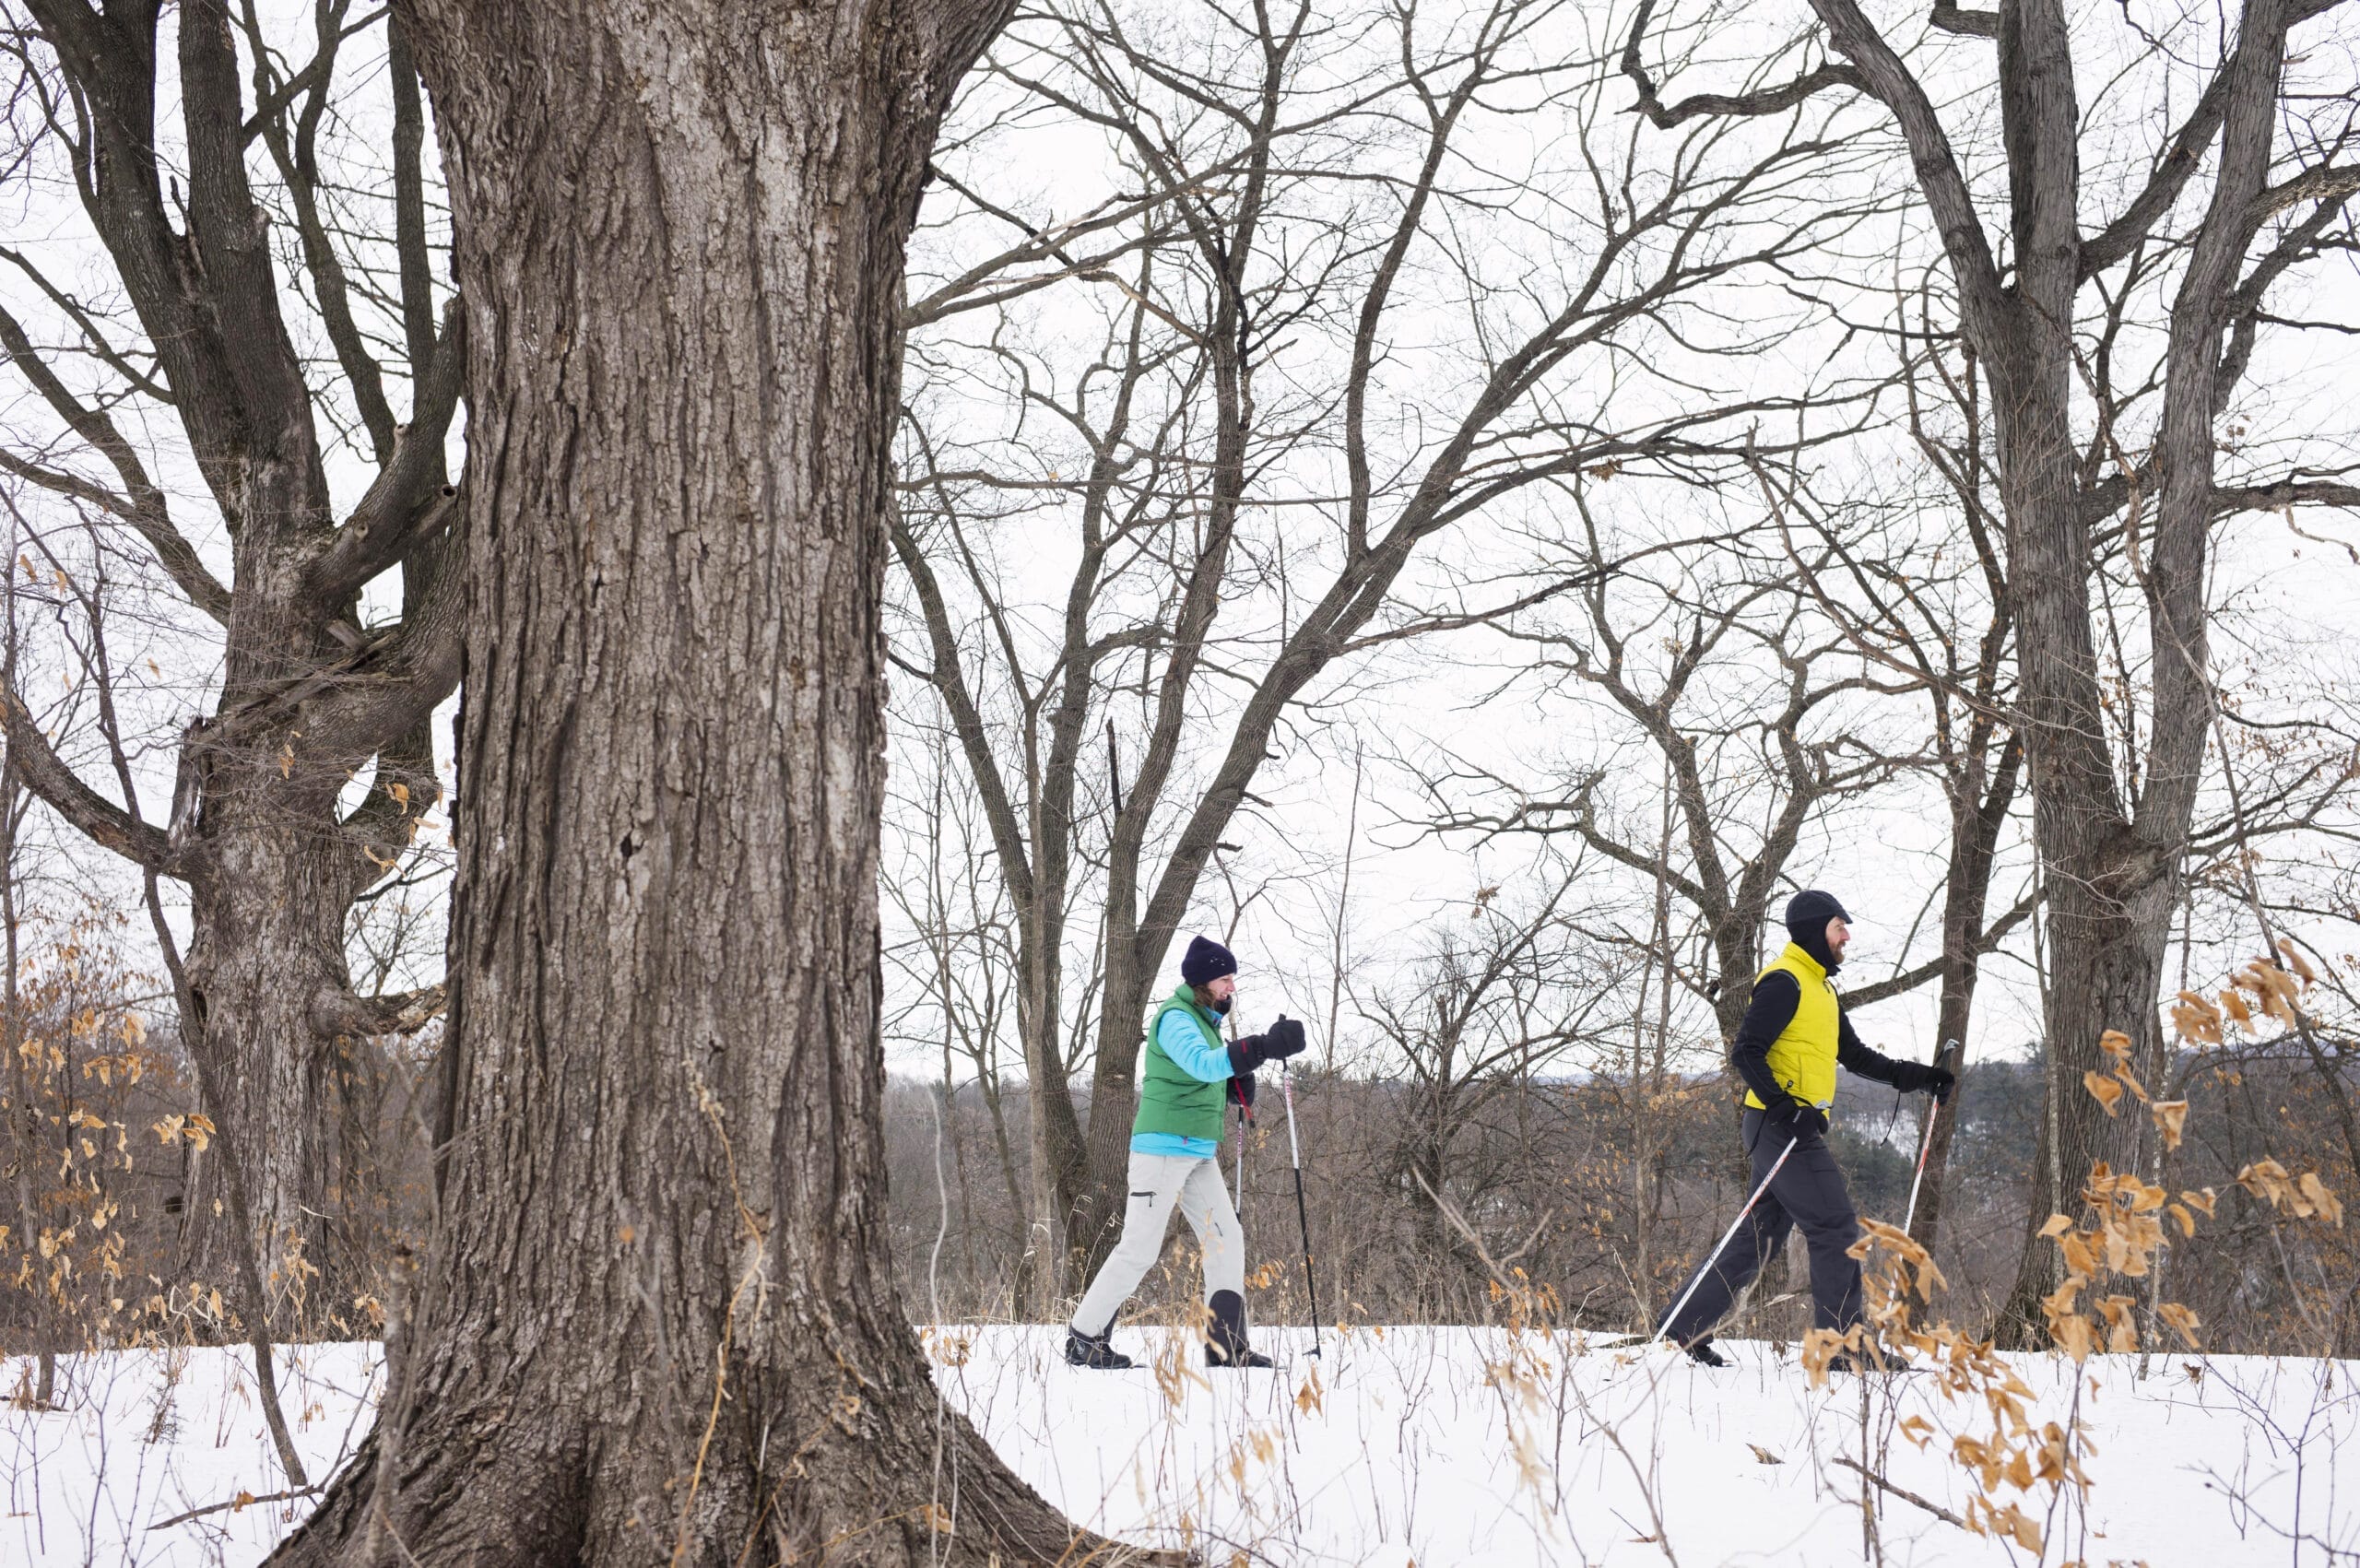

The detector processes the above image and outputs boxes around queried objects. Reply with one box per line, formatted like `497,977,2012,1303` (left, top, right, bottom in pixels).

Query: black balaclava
1783,889,1852,973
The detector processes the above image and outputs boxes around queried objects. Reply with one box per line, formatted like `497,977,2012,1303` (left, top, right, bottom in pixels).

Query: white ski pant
1069,1150,1245,1338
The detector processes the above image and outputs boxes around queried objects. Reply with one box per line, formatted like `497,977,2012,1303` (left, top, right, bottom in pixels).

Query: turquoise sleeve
1157,1008,1235,1083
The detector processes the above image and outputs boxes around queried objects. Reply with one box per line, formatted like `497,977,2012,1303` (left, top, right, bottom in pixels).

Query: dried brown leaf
2157,1302,2201,1349
2276,937,2318,984
2298,1172,2343,1228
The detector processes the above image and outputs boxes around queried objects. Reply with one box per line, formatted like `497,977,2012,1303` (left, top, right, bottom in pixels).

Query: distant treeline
6,1008,2351,1362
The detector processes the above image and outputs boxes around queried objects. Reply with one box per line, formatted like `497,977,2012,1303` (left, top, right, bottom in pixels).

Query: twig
1590,1412,1682,1568
1832,1457,1968,1529
149,1484,321,1529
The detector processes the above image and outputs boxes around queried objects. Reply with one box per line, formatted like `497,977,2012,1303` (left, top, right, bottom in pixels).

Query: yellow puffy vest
1740,942,1842,1112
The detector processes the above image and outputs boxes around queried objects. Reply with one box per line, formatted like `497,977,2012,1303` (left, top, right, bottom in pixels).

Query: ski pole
1280,1065,1322,1359
1901,1039,1960,1236
1648,1134,1800,1349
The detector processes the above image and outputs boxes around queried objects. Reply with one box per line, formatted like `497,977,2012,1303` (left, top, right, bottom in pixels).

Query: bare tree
1354,860,1626,1285
894,0,1892,1298
1424,509,1968,1035
1625,0,2360,1343
0,0,460,1312
1751,293,2031,1256
0,499,48,1406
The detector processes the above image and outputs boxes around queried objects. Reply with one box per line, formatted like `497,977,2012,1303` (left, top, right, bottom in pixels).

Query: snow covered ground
3,1340,381,1567
6,1328,2355,1565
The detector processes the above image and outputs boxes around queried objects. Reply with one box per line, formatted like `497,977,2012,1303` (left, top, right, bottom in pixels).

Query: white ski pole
1649,1134,1800,1349
1901,1039,1960,1236
1281,1066,1322,1359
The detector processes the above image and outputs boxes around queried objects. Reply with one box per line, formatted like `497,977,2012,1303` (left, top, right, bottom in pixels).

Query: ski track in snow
5,1330,2355,1564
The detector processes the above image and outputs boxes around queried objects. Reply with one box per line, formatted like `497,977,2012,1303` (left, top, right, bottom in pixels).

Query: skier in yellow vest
1658,890,1953,1368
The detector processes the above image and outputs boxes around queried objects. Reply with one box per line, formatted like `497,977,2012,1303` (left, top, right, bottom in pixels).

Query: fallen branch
149,1484,321,1530
1832,1456,1967,1529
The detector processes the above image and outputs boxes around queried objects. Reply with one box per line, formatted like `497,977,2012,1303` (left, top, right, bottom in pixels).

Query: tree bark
179,794,395,1321
273,1,1087,1561
1979,343,2183,1338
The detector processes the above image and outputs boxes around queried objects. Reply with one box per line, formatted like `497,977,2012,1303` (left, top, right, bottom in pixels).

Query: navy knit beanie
1181,935,1237,986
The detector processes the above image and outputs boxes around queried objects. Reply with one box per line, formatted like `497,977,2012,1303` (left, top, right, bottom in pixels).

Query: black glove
1891,1060,1958,1102
1228,1073,1258,1116
1761,1096,1829,1139
1226,1014,1309,1075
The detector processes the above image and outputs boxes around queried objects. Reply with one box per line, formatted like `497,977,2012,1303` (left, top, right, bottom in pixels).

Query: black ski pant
1658,1107,1862,1346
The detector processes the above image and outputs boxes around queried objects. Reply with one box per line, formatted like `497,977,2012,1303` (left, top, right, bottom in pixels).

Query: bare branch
0,245,172,402
0,299,231,621
1842,884,2037,1011
1807,0,2009,337
0,672,173,869
1928,3,1998,39
1621,0,1864,128
2212,477,2360,513
306,298,467,602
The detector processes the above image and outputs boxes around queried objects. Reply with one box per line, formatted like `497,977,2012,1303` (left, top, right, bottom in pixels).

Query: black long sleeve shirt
1729,969,1905,1108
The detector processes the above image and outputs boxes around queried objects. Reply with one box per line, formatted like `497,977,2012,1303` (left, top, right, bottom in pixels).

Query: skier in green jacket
1065,935,1308,1369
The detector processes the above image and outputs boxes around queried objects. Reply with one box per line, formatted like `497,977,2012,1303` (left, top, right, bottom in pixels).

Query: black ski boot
1205,1290,1274,1369
1064,1326,1132,1370
1682,1335,1730,1369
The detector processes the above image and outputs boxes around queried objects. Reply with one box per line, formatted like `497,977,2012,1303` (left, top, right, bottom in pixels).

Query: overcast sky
3,0,2355,1091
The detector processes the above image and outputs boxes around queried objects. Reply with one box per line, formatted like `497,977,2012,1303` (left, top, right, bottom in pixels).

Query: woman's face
1206,973,1237,1005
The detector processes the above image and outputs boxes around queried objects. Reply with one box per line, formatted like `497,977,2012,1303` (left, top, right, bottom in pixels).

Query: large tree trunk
1984,0,2290,1348
168,443,454,1335
1976,2,2174,1342
1980,342,2200,1343
273,2,1087,1561
1992,817,2180,1338
1983,353,2177,1342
